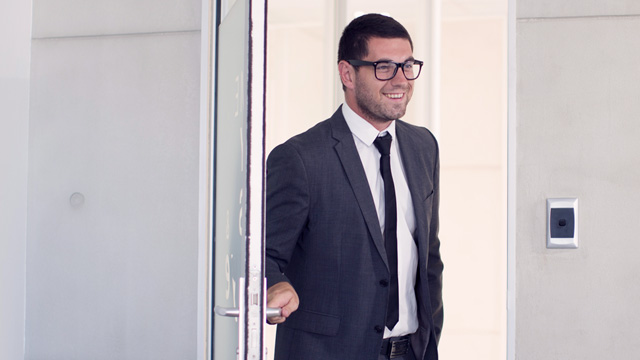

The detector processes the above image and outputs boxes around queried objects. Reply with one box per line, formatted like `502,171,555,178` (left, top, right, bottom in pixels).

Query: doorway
264,0,508,359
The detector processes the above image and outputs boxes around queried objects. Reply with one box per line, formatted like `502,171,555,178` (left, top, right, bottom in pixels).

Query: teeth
386,93,403,99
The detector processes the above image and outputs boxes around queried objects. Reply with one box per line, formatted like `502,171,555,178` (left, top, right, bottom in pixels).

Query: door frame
507,0,516,359
197,0,268,359
196,0,217,358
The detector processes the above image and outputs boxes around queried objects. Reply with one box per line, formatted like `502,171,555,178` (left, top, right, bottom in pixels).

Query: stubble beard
354,82,410,126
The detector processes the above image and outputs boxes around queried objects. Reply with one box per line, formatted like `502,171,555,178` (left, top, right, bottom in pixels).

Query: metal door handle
214,306,240,317
214,306,282,318
213,277,281,358
214,276,282,319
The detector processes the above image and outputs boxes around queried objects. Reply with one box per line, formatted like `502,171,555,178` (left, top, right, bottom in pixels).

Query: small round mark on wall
69,192,85,208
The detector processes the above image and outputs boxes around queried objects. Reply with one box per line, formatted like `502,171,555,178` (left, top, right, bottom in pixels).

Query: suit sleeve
428,137,444,343
265,142,310,288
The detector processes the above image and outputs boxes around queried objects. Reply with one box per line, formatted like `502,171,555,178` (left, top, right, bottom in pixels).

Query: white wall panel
440,18,505,168
516,16,640,359
517,0,640,19
26,31,201,359
437,17,507,360
32,0,201,38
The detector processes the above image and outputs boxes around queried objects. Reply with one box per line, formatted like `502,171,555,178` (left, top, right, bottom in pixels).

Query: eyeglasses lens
374,61,422,80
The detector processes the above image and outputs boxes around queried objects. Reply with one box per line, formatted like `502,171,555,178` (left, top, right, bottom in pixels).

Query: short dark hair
338,13,413,63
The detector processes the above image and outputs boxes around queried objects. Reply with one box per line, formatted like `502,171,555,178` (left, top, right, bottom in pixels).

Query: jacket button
379,279,389,287
374,325,384,333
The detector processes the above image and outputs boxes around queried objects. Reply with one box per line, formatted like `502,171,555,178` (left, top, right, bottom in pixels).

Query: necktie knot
374,133,392,156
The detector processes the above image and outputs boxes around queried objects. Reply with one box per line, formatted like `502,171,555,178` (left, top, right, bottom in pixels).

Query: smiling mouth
385,93,404,99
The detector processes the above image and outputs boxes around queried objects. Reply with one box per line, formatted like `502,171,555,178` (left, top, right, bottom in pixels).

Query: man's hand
266,282,299,324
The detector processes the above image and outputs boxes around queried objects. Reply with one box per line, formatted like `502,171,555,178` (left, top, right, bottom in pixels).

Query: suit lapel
396,121,433,260
329,109,388,269
396,121,431,203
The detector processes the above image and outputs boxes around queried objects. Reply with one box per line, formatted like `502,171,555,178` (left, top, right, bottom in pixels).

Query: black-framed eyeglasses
347,59,424,81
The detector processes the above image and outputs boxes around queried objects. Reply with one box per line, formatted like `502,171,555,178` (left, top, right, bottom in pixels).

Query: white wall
24,1,203,359
516,1,640,358
438,15,507,360
0,0,31,358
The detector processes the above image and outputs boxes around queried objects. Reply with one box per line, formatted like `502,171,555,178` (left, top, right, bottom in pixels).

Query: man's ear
338,60,355,90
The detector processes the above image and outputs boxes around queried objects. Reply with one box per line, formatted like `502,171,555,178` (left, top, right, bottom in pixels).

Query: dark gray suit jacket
266,107,443,360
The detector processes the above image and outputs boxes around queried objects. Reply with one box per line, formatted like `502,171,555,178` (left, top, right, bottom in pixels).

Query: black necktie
373,133,399,330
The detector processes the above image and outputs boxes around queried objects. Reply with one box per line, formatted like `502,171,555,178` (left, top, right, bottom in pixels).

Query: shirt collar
342,102,396,146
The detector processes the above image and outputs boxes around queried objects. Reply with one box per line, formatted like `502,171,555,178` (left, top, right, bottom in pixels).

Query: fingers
266,282,299,324
267,315,286,325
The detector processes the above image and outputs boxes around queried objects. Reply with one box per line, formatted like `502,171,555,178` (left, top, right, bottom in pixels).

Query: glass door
212,0,267,359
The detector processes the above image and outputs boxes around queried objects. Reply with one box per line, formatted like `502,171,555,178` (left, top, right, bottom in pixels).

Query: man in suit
265,13,443,360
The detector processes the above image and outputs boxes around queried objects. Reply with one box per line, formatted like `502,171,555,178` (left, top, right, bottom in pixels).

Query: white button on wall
547,198,578,249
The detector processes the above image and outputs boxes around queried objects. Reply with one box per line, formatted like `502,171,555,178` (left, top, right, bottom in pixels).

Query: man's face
352,37,415,126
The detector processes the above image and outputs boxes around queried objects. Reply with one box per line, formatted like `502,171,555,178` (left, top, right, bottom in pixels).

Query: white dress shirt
342,103,419,338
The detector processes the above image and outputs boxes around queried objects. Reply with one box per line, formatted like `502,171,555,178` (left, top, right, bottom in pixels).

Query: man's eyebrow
374,56,416,62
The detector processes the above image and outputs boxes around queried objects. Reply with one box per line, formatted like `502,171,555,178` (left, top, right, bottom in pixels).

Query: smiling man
265,14,443,360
